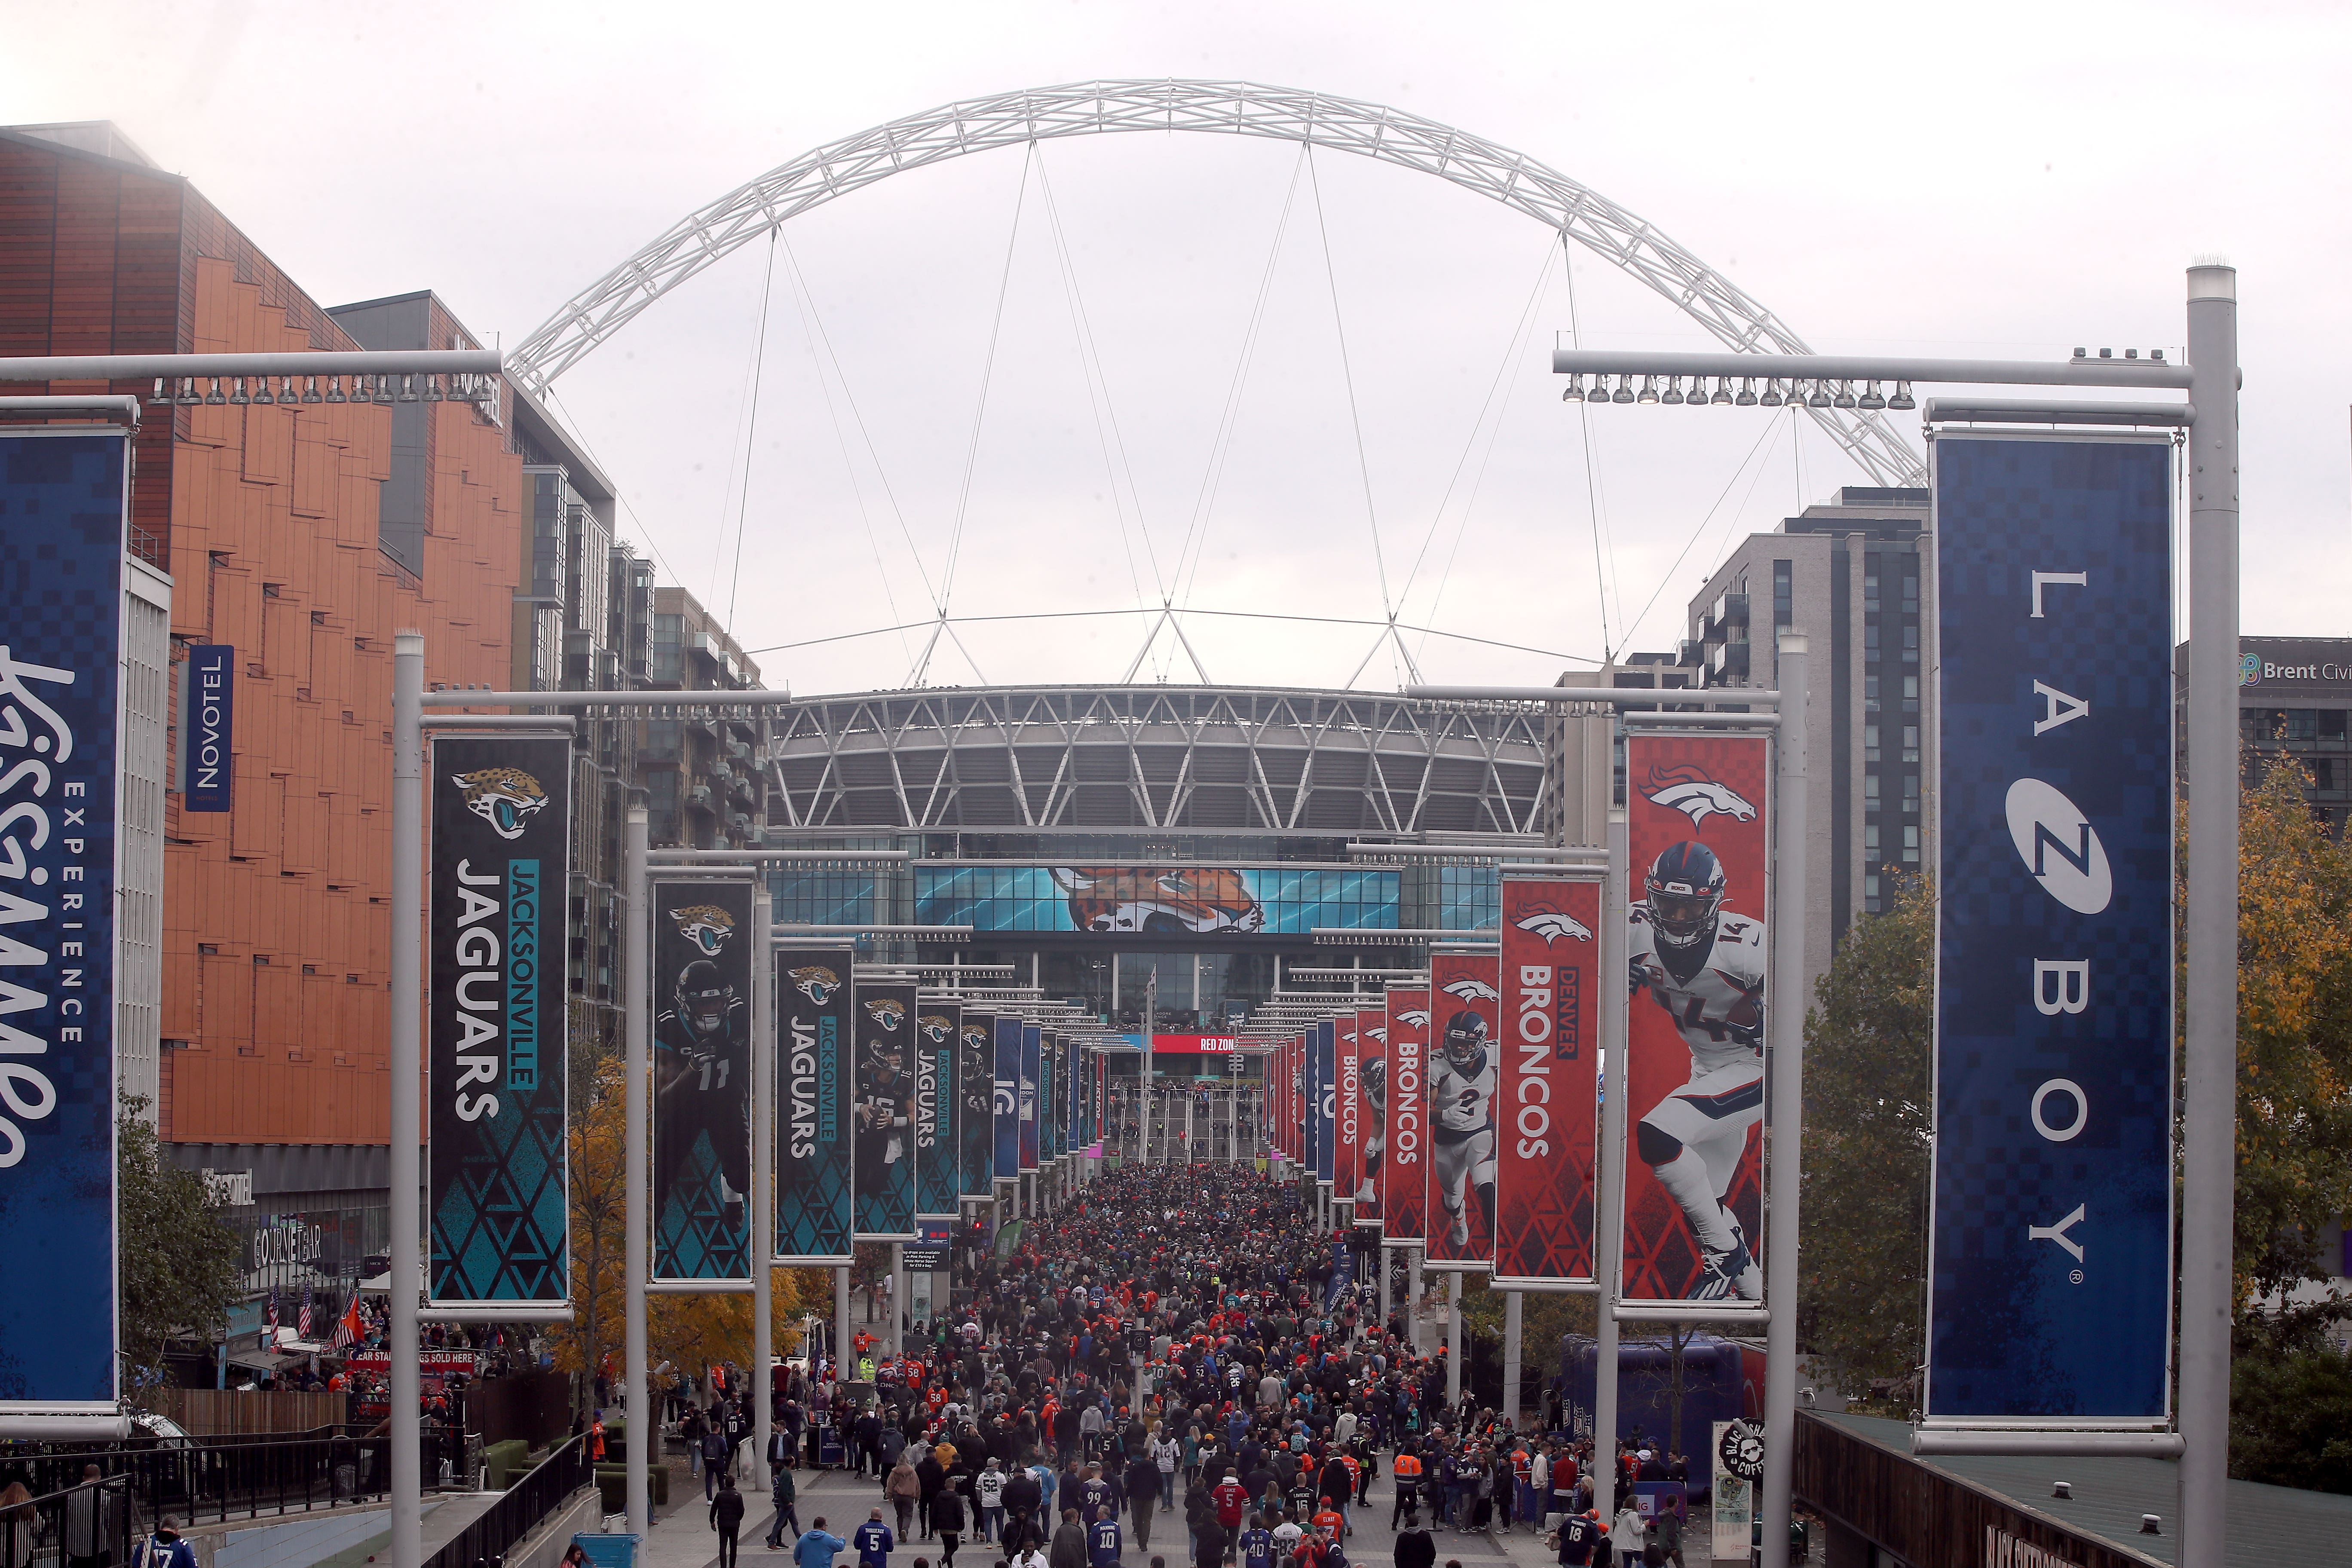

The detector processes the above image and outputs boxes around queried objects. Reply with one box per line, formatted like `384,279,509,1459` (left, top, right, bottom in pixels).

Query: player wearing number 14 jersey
1629,840,1766,1300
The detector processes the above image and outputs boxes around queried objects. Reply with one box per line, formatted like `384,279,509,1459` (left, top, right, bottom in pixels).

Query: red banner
1425,949,1501,1271
1352,1007,1386,1224
1622,730,1770,1307
1496,873,1602,1286
1334,1014,1363,1204
1381,987,1431,1246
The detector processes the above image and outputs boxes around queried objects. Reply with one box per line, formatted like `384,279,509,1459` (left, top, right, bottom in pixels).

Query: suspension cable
1304,145,1396,633
725,229,781,629
937,141,1036,622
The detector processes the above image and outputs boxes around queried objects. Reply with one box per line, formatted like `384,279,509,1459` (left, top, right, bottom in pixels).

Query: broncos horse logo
787,965,841,1004
1642,762,1757,828
919,1014,953,1044
451,769,548,841
1050,866,1265,935
865,997,907,1031
1398,1009,1431,1030
1515,910,1595,944
1443,977,1501,1004
668,904,736,957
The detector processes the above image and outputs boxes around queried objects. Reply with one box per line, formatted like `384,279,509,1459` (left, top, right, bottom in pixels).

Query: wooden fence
149,1387,346,1435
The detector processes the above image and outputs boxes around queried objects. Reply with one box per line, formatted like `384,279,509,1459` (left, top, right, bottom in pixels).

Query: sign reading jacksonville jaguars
1928,433,2174,1425
958,1012,995,1199
652,876,755,1281
428,734,572,1307
774,943,855,1263
853,979,919,1240
915,1003,961,1218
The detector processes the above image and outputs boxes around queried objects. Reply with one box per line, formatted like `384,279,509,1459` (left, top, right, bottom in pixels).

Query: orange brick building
0,125,525,1182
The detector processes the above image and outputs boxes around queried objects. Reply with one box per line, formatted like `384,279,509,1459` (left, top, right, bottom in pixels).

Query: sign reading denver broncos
1928,434,2174,1427
428,735,572,1306
1495,872,1601,1287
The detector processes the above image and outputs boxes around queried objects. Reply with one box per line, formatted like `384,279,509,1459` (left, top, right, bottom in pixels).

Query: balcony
1709,640,1752,682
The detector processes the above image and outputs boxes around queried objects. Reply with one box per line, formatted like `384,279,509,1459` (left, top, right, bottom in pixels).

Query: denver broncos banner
1382,987,1432,1247
428,735,572,1307
992,1017,1022,1184
852,979,919,1240
959,1012,996,1198
1334,1013,1363,1208
916,1002,961,1218
775,944,855,1263
1426,949,1501,1272
650,876,755,1281
1623,731,1770,1308
1353,1008,1386,1225
1496,873,1602,1288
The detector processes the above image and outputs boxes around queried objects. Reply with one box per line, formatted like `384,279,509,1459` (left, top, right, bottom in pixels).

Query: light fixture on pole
1660,377,1684,406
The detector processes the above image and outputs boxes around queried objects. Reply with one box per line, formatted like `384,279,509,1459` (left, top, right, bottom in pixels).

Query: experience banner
651,876,754,1281
0,429,129,1408
428,734,572,1307
1381,987,1432,1247
992,1017,1022,1184
916,1003,961,1218
1019,1023,1042,1173
1353,1008,1387,1224
775,945,856,1263
852,979,918,1240
1313,1020,1335,1187
1927,434,2174,1423
1623,730,1770,1306
1334,1013,1362,1206
1496,873,1603,1287
1427,949,1501,1271
959,1012,996,1199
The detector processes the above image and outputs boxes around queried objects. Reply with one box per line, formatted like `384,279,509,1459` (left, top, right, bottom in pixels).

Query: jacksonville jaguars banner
916,1002,961,1219
775,944,855,1264
1496,873,1602,1289
650,878,755,1280
853,978,919,1240
0,429,130,1408
1382,987,1432,1248
1927,434,2174,1424
959,1012,995,1198
1426,949,1501,1273
427,735,572,1309
992,1017,1022,1184
1333,1013,1363,1210
1623,731,1770,1309
1019,1023,1042,1173
1353,1008,1385,1226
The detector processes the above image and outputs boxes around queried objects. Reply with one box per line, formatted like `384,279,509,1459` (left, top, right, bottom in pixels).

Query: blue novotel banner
0,430,129,1409
1927,434,2174,1424
1314,1020,1336,1186
178,644,234,812
992,1017,1021,1182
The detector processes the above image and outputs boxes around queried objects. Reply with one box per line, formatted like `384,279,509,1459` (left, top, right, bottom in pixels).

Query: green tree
1797,875,1933,1410
116,1097,241,1389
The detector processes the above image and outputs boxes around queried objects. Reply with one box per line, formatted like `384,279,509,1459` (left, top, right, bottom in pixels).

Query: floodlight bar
650,848,907,864
1312,928,1496,945
775,924,971,941
1348,842,1603,861
1551,348,2192,390
422,688,801,708
1408,685,1779,708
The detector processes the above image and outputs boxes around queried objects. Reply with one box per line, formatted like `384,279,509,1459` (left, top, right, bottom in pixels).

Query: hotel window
1903,824,1921,864
1902,726,1920,763
1864,724,1880,763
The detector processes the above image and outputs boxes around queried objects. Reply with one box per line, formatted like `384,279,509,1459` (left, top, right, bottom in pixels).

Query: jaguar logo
919,1014,953,1044
787,965,841,1004
865,997,906,1031
451,768,548,840
668,904,736,956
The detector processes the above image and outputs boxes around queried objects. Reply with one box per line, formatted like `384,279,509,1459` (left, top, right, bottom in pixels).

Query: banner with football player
1353,1008,1387,1225
1496,873,1602,1288
1427,949,1501,1272
649,877,754,1281
959,1013,997,1198
992,1016,1022,1185
1623,730,1770,1307
916,1003,961,1219
852,979,919,1240
775,945,856,1263
1381,987,1431,1246
427,734,573,1307
1334,1013,1363,1210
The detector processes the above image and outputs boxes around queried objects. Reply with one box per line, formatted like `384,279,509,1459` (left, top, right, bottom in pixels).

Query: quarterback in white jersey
1629,839,1767,1300
1430,1010,1499,1247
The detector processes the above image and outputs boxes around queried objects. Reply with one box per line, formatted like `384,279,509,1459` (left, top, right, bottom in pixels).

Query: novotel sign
178,644,235,812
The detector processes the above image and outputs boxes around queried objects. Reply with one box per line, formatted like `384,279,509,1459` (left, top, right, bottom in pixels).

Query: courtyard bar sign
1927,433,2174,1427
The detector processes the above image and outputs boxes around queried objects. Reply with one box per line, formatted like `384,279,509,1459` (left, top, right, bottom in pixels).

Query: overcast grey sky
7,0,2345,695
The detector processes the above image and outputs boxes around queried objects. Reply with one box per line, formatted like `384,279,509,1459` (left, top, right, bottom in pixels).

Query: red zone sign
1496,873,1602,1287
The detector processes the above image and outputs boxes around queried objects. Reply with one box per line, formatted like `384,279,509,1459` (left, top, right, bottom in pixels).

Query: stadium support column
752,884,773,1483
388,635,423,1568
624,804,650,1534
1408,1251,1425,1357
1761,632,1808,1568
2180,262,2241,1568
891,1243,907,1354
1446,1273,1462,1405
1593,808,1628,1521
835,1265,852,1383
1379,1244,1391,1331
1502,1291,1522,1431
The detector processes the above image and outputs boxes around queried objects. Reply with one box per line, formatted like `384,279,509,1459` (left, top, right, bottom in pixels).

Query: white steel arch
509,79,1923,485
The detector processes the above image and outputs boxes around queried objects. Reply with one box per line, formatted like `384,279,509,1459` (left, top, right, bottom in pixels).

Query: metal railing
423,1436,593,1568
0,1476,138,1568
0,1433,395,1527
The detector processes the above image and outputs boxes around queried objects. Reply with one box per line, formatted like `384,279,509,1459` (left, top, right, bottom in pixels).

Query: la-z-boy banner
1928,435,2174,1424
1381,986,1432,1248
1497,874,1601,1287
0,429,130,1408
1426,950,1500,1272
1623,731,1769,1308
428,734,571,1308
853,979,919,1239
775,944,855,1263
652,877,754,1282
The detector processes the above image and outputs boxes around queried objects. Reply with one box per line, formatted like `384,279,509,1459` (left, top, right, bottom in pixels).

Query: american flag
298,1287,313,1339
331,1297,362,1352
263,1290,279,1349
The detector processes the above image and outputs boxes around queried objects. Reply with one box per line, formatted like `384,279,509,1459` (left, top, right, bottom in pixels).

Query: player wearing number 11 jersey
1628,839,1767,1300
